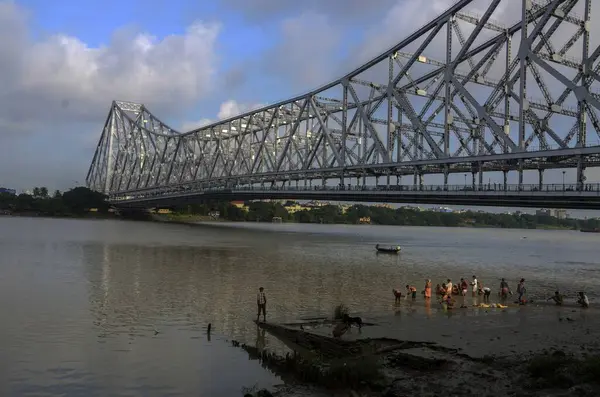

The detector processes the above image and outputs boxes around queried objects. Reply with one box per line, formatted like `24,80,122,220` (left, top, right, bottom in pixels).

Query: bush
334,304,349,320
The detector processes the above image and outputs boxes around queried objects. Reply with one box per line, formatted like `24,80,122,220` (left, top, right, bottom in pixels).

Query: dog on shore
393,289,404,303
342,313,363,329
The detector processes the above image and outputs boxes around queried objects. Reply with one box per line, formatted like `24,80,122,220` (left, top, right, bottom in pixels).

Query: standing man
257,287,267,322
471,275,478,297
516,278,526,304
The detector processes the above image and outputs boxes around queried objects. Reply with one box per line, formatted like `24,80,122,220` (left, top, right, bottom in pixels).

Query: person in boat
499,278,511,299
406,285,417,300
459,278,468,296
423,279,432,299
577,292,589,308
547,291,564,306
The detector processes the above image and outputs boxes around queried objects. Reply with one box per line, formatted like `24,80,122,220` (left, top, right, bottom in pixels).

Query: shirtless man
548,291,564,306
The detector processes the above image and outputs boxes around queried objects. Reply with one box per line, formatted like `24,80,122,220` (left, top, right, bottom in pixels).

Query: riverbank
237,303,600,396
0,211,117,220
156,215,577,232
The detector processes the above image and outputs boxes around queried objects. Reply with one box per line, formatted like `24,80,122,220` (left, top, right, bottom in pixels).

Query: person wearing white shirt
471,275,478,297
578,291,589,308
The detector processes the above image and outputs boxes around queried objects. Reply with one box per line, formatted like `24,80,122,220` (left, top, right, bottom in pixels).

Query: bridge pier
538,169,544,191
503,170,508,191
577,158,585,191
413,170,417,189
443,168,449,189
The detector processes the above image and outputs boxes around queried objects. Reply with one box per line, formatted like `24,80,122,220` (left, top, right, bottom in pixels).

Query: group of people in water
398,275,590,310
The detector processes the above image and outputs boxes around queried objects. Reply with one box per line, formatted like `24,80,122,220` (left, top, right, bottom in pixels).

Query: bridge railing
109,182,600,202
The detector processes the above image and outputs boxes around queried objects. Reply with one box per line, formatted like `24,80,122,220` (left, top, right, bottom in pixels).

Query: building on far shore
553,209,568,219
536,209,552,217
536,208,568,219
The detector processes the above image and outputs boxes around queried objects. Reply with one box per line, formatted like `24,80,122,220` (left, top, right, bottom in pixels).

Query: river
0,217,598,396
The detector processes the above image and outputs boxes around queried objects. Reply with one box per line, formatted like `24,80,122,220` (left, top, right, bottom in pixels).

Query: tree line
178,201,599,230
0,187,110,216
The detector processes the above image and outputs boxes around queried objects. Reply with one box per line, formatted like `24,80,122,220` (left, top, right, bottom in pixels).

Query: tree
39,187,48,198
61,187,109,214
53,190,62,199
32,187,40,198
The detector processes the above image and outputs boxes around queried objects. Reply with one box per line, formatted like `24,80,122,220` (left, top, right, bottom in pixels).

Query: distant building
536,209,552,217
552,209,568,219
0,187,16,195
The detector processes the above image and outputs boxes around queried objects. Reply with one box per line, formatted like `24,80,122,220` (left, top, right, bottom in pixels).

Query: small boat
375,244,401,253
580,228,600,233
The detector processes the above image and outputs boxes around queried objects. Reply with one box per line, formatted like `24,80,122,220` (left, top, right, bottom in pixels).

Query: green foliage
175,200,596,230
333,304,349,320
0,186,109,217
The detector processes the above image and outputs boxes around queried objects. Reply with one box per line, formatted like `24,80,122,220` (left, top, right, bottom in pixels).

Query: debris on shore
234,318,600,397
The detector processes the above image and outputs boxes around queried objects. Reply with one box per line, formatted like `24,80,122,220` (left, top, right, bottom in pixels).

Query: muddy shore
237,302,600,397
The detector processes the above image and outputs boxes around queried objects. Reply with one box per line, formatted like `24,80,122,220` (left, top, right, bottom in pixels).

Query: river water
0,217,598,396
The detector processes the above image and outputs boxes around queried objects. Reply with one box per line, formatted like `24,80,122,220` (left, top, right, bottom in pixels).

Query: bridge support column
375,176,379,187
518,167,523,189
443,169,448,188
471,172,476,190
577,158,585,191
503,170,508,191
413,170,418,189
538,169,543,191
386,173,390,188
478,163,483,189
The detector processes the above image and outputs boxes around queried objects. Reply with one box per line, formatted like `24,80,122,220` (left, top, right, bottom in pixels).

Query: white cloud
0,1,221,129
181,100,264,131
180,118,213,131
0,1,223,190
263,12,341,90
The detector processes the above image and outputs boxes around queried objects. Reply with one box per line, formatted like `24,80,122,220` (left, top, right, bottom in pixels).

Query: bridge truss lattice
87,0,600,199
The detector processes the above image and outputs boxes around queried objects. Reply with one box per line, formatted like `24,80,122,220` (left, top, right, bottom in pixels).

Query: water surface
0,217,598,396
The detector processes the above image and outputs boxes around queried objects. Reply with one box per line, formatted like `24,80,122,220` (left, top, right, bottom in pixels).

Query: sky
0,0,599,192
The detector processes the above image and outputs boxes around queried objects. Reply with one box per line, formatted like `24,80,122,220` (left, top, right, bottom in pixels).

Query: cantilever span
87,0,600,205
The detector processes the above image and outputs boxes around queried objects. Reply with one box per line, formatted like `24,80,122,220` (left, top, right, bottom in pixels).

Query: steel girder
86,0,600,199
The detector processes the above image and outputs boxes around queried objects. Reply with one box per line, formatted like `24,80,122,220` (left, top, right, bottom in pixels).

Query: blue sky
0,0,598,192
0,0,402,191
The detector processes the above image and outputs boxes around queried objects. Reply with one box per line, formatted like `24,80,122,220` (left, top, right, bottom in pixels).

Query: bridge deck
110,183,600,210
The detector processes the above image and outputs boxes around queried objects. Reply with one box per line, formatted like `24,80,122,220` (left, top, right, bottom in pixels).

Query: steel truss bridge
87,0,600,209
